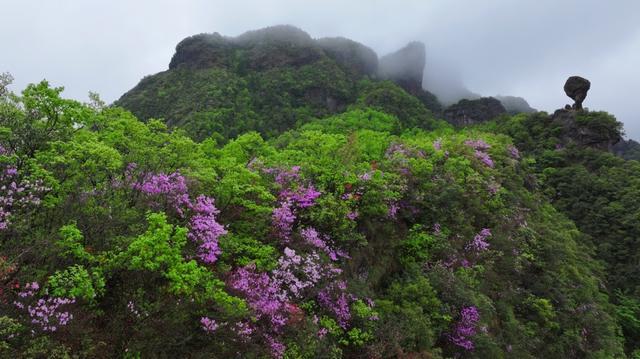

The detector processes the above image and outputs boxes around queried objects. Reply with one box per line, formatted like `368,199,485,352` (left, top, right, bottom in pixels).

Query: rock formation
169,26,323,72
378,42,426,95
442,97,507,126
317,37,378,78
550,109,620,150
494,95,537,114
377,41,441,112
563,76,590,110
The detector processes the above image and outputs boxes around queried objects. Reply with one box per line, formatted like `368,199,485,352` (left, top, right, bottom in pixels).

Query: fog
1,0,639,138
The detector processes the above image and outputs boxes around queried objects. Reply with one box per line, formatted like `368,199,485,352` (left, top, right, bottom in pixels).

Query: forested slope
1,26,639,358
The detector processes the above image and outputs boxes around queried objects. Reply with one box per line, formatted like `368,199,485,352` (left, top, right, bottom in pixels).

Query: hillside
115,25,441,141
1,26,640,358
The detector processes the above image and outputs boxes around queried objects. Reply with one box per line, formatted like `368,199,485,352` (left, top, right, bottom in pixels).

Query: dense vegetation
1,26,640,358
115,26,440,142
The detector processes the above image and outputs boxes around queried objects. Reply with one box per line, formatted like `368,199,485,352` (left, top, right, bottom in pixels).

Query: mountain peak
378,41,427,94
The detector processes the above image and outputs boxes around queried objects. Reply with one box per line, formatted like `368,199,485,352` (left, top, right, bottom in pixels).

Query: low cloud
1,0,638,137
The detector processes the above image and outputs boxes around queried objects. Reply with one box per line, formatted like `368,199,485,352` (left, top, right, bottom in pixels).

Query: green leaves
48,265,104,303
124,212,186,272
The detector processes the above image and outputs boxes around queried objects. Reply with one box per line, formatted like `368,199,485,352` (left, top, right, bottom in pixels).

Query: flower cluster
189,195,227,264
385,143,410,158
132,170,226,264
387,202,400,219
17,281,39,298
467,228,492,252
465,139,494,168
464,139,491,151
13,281,75,332
272,248,342,298
269,166,322,240
1,165,48,230
200,317,219,333
449,306,480,351
272,201,295,241
358,171,373,181
265,334,286,358
433,223,442,235
27,297,76,332
127,300,142,318
507,144,520,159
133,171,191,216
279,185,321,209
228,264,290,330
317,280,352,328
300,227,349,261
433,139,442,151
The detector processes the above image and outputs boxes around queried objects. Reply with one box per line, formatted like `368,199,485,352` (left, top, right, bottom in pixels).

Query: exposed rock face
564,76,591,110
169,33,233,70
378,42,426,94
119,25,447,137
551,109,621,150
169,25,324,72
376,41,441,112
443,97,507,126
495,95,537,114
317,37,378,78
613,138,640,161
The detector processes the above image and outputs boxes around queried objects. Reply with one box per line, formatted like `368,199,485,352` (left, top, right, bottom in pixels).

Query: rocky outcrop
443,97,507,126
613,138,640,161
317,37,378,78
377,41,442,112
564,76,590,110
551,109,621,150
169,33,234,70
169,25,324,71
495,95,537,114
378,42,426,95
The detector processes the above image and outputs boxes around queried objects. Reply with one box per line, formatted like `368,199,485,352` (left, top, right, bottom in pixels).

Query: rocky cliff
442,97,507,126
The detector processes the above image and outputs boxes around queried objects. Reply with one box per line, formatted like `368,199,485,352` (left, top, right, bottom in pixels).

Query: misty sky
2,0,639,138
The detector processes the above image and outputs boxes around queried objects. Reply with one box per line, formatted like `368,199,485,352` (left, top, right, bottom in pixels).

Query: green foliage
0,316,23,352
48,265,104,302
57,223,93,262
1,73,636,358
486,110,640,354
356,80,437,130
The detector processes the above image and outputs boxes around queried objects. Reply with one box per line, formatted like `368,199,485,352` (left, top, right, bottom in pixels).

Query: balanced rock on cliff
564,76,591,110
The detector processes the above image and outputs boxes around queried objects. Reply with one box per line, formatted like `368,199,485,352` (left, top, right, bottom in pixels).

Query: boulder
563,76,591,110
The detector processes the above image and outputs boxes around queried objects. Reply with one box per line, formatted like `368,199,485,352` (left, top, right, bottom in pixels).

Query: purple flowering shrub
13,282,76,332
449,306,480,351
0,164,48,230
465,139,494,168
130,168,227,265
132,169,191,216
467,228,492,253
189,195,227,264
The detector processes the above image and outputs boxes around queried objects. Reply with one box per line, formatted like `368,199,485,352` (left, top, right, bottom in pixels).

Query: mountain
614,138,640,161
116,25,442,141
2,26,640,358
494,95,537,114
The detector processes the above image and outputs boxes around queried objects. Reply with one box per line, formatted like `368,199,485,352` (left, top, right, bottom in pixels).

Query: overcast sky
2,0,639,138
